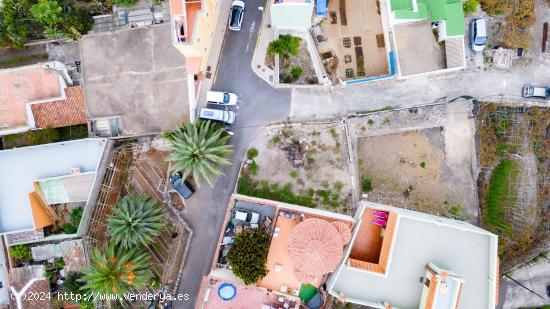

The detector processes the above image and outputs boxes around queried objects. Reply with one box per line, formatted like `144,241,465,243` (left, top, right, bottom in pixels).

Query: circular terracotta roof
288,218,343,277
331,221,352,245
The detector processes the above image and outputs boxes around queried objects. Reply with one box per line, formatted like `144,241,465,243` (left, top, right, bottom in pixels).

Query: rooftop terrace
0,139,107,234
329,201,498,309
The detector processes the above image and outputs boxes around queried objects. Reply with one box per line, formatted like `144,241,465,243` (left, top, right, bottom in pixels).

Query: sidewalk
196,0,233,109
251,4,276,85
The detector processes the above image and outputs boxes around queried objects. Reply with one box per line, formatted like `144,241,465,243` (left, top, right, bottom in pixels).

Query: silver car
469,18,487,52
228,1,245,31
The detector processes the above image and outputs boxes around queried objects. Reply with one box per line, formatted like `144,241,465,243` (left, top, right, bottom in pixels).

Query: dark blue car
170,173,194,199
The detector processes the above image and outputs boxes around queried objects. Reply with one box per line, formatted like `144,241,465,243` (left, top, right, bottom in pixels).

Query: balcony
170,0,202,44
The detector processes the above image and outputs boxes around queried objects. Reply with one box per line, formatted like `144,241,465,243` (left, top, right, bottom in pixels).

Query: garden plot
277,35,319,85
238,123,354,213
476,104,550,271
350,101,478,222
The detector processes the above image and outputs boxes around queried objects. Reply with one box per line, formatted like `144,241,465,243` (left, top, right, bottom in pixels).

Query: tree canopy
227,229,270,285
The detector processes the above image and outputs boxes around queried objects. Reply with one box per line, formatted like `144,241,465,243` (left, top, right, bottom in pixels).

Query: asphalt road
174,1,291,307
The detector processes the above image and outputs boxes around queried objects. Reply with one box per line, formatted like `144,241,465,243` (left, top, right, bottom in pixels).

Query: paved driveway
174,1,291,307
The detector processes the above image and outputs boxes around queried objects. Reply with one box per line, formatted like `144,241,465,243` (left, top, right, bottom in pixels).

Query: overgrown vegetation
0,0,95,47
2,125,88,149
476,103,550,271
499,0,536,48
227,229,269,285
480,0,512,15
10,245,31,261
463,0,480,14
361,176,373,193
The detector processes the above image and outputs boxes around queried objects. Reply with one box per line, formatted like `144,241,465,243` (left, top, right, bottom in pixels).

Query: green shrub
70,207,84,225
291,66,303,80
61,223,78,234
361,177,373,192
24,128,60,145
272,135,281,144
367,119,375,125
247,148,259,160
419,161,426,168
227,229,269,285
463,0,479,14
289,170,298,178
115,0,138,6
249,160,259,175
10,245,31,261
282,75,293,84
267,35,301,57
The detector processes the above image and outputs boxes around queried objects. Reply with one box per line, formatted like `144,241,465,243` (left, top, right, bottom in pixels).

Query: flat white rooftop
0,138,107,234
331,208,498,309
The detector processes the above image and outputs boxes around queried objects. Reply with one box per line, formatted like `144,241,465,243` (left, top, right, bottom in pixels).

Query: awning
316,0,327,17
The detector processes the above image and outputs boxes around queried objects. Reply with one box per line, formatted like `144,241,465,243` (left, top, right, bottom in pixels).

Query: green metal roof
391,0,465,36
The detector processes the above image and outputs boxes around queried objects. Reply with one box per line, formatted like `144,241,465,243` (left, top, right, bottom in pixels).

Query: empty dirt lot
238,122,355,213
350,101,478,222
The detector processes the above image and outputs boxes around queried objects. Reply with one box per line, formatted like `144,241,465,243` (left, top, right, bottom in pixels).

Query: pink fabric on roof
288,218,343,277
331,221,352,245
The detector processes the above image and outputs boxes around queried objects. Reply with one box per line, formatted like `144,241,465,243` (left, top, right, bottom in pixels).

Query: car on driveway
207,91,238,105
170,172,194,199
469,18,488,52
199,108,236,124
228,1,245,31
234,209,260,228
522,85,550,99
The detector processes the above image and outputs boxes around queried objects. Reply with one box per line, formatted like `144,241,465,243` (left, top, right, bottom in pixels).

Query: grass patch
361,176,373,193
289,170,298,178
247,148,259,160
238,174,316,207
355,105,394,115
2,124,88,149
484,159,519,234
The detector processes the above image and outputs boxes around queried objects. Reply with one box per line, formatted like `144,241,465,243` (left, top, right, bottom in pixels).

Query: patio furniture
330,11,337,24
343,37,351,48
345,69,354,78
376,34,385,48
374,210,389,219
274,264,282,272
372,217,387,227
344,55,352,63
354,36,362,46
280,285,288,293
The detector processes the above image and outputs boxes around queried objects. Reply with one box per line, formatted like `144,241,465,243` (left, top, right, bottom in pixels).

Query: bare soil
242,122,354,213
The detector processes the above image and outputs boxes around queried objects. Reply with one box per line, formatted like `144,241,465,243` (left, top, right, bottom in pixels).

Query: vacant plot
351,101,478,222
238,123,354,213
476,104,550,271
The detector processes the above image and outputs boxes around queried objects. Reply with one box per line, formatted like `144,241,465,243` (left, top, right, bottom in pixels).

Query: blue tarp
316,0,327,16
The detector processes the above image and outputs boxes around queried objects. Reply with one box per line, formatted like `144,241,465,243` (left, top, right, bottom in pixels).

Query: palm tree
80,242,151,299
107,194,164,249
167,120,234,187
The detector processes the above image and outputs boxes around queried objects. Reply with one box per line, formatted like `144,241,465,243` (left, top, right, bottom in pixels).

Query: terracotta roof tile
30,86,87,128
9,279,51,309
0,64,62,129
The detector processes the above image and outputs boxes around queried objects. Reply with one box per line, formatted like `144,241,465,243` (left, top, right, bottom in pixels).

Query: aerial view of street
0,0,548,308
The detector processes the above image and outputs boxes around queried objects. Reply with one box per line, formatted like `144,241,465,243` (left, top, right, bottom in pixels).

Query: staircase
445,37,465,69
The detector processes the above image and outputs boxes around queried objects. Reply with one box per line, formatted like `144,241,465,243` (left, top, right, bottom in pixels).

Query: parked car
170,172,194,199
207,90,238,105
228,1,245,31
234,209,260,228
199,108,236,124
522,84,550,99
469,18,487,52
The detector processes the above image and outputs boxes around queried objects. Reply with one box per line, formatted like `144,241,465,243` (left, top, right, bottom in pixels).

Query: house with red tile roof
327,200,499,309
0,62,86,136
8,265,50,309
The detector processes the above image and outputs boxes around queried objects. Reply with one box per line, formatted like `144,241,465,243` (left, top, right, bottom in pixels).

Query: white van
199,108,236,125
207,91,238,105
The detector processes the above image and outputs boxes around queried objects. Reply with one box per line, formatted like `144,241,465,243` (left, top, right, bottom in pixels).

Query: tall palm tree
167,120,233,187
80,242,151,299
107,194,164,249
